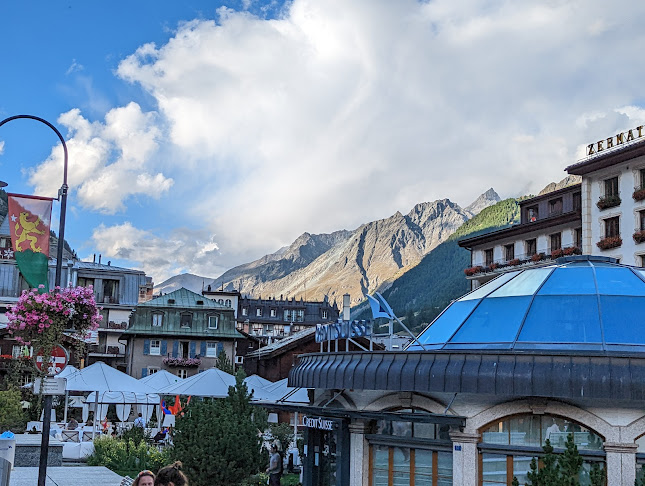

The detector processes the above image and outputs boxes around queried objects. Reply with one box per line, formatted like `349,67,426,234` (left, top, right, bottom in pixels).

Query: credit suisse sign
315,320,372,343
302,415,334,430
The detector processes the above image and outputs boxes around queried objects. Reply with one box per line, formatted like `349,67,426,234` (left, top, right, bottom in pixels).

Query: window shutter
189,341,196,358
200,341,206,357
217,342,223,356
141,368,148,378
172,340,178,358
161,340,167,356
143,339,150,355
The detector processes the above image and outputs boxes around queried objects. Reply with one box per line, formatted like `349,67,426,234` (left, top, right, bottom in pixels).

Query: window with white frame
12,345,22,359
152,313,163,327
270,308,277,317
296,309,304,322
206,342,218,358
177,369,188,379
242,307,248,316
322,310,328,319
208,315,219,329
147,367,159,375
150,340,161,356
225,299,232,307
256,308,262,317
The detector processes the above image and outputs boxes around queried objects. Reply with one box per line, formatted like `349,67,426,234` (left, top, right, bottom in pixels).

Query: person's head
155,461,188,486
270,444,278,453
133,470,155,486
138,413,143,418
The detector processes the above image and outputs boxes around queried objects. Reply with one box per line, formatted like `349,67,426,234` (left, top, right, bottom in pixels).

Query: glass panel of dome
595,268,645,296
417,300,480,345
489,267,553,298
518,295,601,343
460,271,521,301
601,296,645,344
537,268,596,295
450,296,532,343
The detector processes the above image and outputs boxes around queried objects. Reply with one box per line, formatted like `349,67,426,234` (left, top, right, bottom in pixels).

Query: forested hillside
366,198,521,332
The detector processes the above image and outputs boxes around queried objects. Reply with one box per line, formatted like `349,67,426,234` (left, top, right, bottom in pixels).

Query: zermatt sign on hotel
587,125,645,156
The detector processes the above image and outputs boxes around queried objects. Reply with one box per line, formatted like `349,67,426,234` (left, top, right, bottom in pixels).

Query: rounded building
286,256,645,485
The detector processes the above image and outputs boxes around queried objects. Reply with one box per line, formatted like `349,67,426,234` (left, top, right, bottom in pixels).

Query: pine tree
526,440,561,485
559,434,583,485
216,349,235,374
589,462,605,486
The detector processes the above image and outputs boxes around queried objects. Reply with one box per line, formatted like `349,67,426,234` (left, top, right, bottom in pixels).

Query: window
147,367,159,375
274,324,285,336
12,345,23,359
150,340,161,356
575,228,583,248
225,299,232,307
550,233,561,251
322,310,328,319
485,249,494,266
296,309,304,322
526,205,538,222
548,197,563,215
605,216,620,238
504,244,515,262
206,342,218,358
640,168,645,189
256,308,262,317
526,239,537,256
573,192,582,211
177,369,188,379
371,446,452,486
270,308,277,317
180,313,192,328
604,177,619,197
252,324,263,335
77,277,95,289
152,314,163,327
640,255,645,268
102,279,119,304
208,315,218,329
241,307,248,316
218,299,224,305
180,341,189,359
640,211,645,231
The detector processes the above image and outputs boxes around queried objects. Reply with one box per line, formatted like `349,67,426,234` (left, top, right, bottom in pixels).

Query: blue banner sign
315,320,372,343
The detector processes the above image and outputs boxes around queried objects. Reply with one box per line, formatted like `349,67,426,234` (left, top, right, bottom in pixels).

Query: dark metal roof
566,138,645,175
289,350,645,402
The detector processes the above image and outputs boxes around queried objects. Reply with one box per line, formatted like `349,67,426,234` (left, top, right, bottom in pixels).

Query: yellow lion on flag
15,211,45,253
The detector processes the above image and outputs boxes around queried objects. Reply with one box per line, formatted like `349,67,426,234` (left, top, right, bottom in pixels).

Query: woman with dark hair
154,461,188,486
131,470,155,486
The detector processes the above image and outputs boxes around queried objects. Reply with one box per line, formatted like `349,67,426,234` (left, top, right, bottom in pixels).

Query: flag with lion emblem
8,194,53,291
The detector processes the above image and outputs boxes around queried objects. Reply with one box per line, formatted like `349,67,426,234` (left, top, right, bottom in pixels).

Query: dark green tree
216,349,235,374
526,440,560,485
636,467,645,486
559,434,583,485
589,462,605,486
172,370,267,486
0,388,26,432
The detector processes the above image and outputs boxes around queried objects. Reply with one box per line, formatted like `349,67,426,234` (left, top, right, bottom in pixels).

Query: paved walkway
10,466,124,485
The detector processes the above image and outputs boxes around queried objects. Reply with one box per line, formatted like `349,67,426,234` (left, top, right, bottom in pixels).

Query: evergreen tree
526,440,561,486
559,434,583,485
0,388,25,432
216,349,235,375
589,462,605,486
172,370,267,486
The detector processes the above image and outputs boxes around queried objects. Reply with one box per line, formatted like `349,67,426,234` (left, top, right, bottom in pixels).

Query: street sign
34,345,68,376
34,377,66,395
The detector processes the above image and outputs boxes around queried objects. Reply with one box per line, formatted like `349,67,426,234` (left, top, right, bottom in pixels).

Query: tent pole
92,390,98,440
63,390,69,425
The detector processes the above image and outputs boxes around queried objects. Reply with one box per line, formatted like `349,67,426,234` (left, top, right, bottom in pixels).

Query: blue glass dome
412,256,645,352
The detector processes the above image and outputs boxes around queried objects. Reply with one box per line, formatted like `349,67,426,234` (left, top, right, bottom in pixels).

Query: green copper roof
138,287,228,309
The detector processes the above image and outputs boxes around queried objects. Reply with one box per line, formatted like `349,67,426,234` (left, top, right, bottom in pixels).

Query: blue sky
2,0,645,285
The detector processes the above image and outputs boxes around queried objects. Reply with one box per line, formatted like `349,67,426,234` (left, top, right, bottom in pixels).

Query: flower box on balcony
634,231,645,244
508,259,521,266
531,253,546,262
596,195,621,210
597,236,622,250
562,246,582,256
464,266,484,276
163,357,201,368
489,263,499,271
550,248,564,259
634,188,645,202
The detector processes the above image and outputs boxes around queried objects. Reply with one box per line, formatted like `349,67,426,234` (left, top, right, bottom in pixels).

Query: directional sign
34,377,67,395
34,345,68,376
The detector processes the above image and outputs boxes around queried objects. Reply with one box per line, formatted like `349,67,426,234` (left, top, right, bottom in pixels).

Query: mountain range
156,189,502,305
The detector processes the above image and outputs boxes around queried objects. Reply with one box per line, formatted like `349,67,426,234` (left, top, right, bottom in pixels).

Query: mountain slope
365,198,520,331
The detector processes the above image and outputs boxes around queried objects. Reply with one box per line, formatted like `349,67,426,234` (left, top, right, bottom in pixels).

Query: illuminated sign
315,320,372,343
587,126,645,156
302,415,334,430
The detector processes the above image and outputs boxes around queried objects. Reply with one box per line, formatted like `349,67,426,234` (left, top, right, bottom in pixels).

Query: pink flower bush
6,285,102,369
163,357,201,368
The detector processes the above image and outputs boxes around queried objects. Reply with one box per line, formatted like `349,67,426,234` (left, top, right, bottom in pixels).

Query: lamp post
0,115,68,486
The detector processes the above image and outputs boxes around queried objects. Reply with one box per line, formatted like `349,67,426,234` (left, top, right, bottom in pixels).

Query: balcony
464,247,582,278
162,357,201,368
88,344,124,356
597,236,622,250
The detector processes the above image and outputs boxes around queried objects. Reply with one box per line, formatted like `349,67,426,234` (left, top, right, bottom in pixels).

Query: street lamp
0,115,68,486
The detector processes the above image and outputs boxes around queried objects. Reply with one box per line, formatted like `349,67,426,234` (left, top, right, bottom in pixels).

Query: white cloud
90,223,225,283
66,59,84,75
28,103,173,213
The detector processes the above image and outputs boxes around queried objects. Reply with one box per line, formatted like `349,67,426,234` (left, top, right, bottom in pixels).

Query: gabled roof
246,327,316,359
138,287,229,309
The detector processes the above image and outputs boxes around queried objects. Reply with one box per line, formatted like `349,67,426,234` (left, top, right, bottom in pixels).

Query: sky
2,0,645,285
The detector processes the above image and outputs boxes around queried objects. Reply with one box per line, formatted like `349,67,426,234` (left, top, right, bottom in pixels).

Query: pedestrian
154,461,188,486
132,470,155,486
266,444,282,486
134,413,146,428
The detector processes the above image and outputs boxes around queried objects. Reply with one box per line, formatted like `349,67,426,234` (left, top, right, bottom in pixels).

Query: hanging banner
8,193,53,290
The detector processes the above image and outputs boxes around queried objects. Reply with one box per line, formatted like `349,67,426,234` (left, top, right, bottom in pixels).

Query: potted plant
634,231,645,244
562,246,582,256
531,253,545,262
633,188,645,202
163,357,202,368
550,248,564,259
597,236,622,250
508,259,521,266
6,285,102,371
464,266,484,276
596,194,621,210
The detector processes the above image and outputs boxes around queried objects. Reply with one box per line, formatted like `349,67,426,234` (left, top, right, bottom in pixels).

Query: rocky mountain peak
464,188,501,216
538,175,582,195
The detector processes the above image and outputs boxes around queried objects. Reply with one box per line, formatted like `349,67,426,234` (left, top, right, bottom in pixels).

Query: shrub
87,436,170,478
0,388,25,432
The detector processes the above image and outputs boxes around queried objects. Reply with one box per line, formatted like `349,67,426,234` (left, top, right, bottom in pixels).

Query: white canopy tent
262,378,309,404
158,368,235,397
139,369,181,390
243,375,279,401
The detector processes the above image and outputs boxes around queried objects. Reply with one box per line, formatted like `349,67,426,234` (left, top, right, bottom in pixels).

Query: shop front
301,414,350,486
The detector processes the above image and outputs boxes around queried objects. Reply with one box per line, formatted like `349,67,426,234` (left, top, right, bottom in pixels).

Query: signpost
34,345,68,376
